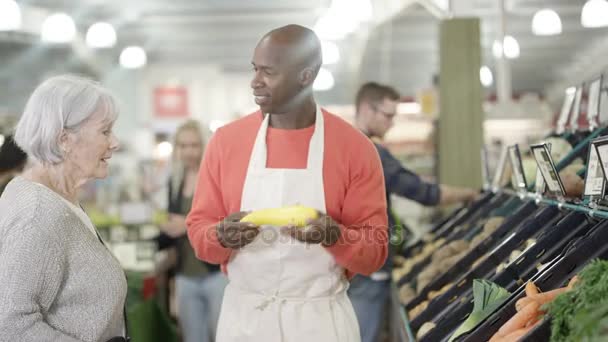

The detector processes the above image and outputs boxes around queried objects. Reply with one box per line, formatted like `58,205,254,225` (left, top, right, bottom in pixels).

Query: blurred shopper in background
0,75,127,341
349,81,478,342
0,134,27,195
159,119,227,342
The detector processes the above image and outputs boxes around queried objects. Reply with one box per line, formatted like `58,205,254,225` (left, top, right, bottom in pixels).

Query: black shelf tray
405,200,538,312
458,218,608,342
416,205,563,341
396,194,514,287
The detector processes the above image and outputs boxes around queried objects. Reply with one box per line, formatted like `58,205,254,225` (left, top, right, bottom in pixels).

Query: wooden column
437,18,483,188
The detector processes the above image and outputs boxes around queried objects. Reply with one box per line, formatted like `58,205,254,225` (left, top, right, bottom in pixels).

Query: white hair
14,74,118,164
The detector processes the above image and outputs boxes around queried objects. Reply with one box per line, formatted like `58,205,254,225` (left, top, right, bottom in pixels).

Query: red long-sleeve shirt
186,109,388,278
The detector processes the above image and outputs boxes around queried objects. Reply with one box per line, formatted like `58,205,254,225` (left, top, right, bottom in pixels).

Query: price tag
587,77,603,130
556,89,576,134
492,146,509,190
535,144,547,195
585,138,606,197
599,82,608,126
531,143,566,196
569,86,583,132
481,146,491,190
594,139,608,186
508,144,527,192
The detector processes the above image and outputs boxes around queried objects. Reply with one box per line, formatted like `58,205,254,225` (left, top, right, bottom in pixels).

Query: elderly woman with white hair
0,75,128,342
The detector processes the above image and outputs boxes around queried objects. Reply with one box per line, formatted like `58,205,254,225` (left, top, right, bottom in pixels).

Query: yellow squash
240,205,318,227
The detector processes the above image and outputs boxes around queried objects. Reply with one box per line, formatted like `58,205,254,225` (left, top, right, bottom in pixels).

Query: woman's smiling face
62,109,119,180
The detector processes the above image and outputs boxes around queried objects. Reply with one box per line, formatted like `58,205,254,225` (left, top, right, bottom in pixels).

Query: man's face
250,38,304,114
363,98,397,138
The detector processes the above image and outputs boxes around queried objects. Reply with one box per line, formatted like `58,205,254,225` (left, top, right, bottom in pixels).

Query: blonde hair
170,120,206,200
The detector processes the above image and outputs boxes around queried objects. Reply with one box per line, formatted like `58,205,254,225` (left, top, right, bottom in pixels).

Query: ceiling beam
0,3,105,75
545,34,608,105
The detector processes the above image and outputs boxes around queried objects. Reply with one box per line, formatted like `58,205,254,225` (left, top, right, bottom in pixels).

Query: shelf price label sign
592,138,608,197
535,161,546,195
585,138,606,197
492,146,509,191
508,144,527,192
587,76,603,130
481,146,491,190
531,143,566,197
556,88,576,134
569,86,583,132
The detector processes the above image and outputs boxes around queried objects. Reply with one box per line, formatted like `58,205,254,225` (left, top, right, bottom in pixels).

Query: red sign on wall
154,86,189,118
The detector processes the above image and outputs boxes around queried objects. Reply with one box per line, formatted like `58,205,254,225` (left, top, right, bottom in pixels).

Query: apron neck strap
249,106,324,171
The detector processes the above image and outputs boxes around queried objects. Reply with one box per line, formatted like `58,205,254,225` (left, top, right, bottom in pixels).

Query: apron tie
255,291,282,311
249,288,340,342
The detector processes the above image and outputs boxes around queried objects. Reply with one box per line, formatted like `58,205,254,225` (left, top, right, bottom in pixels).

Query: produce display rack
389,93,608,341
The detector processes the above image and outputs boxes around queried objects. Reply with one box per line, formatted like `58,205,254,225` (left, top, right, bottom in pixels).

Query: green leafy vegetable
448,279,510,341
547,259,608,341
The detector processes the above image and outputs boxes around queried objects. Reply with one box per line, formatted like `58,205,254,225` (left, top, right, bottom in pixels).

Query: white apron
215,108,360,342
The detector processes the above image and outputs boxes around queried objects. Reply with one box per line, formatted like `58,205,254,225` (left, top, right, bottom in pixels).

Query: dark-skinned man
349,82,477,342
186,26,389,342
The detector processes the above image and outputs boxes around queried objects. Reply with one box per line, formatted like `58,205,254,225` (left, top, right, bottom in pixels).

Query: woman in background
159,120,227,342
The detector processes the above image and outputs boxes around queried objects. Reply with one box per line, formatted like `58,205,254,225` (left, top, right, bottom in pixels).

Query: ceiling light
120,46,147,69
0,0,21,31
321,41,340,65
503,36,520,59
313,68,335,91
314,0,371,40
581,0,608,28
314,11,354,40
86,22,117,48
41,13,76,43
350,0,373,22
532,9,562,36
492,36,520,59
566,87,577,95
480,66,493,87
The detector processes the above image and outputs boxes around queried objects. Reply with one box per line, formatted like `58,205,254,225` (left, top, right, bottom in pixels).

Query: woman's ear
58,130,71,154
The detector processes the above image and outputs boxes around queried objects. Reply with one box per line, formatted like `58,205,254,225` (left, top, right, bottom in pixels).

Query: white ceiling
1,0,608,114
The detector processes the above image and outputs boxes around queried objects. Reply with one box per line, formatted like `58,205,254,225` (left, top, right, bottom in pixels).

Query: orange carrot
493,321,540,342
493,301,540,339
525,281,539,296
568,275,579,289
489,334,503,342
501,326,533,341
516,284,572,311
515,297,535,312
524,313,542,328
528,287,569,305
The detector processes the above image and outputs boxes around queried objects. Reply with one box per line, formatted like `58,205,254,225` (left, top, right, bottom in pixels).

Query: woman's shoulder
0,177,73,240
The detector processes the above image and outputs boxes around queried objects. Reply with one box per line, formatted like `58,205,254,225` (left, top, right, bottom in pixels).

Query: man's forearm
438,185,476,205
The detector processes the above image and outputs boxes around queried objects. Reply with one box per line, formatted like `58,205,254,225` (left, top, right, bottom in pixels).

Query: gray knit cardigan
0,177,127,342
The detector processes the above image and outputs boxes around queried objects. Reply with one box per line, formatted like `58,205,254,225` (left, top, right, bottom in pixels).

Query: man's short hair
355,82,400,113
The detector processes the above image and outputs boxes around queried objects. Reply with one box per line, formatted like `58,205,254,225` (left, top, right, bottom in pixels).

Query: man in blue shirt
348,82,477,342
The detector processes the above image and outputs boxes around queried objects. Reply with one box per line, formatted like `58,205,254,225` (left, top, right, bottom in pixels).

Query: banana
240,205,318,227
